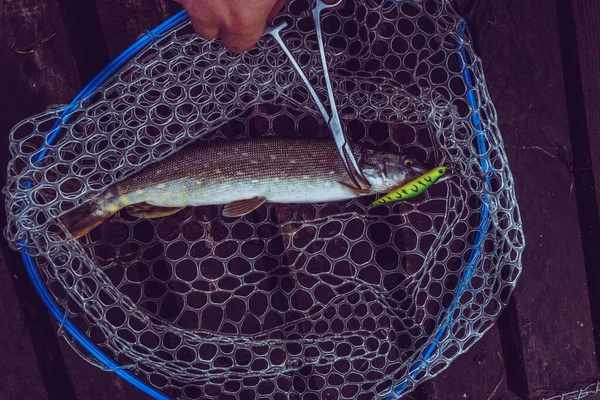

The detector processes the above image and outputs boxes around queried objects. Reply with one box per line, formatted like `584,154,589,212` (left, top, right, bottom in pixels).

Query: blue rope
386,21,492,399
19,9,191,400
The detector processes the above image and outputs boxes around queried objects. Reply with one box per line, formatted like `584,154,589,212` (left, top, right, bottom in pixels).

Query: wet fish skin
62,138,427,238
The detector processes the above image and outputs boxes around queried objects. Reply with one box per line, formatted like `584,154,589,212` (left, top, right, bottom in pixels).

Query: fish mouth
437,174,451,183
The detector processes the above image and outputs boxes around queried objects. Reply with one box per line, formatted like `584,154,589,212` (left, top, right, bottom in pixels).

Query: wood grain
420,328,518,400
0,1,150,399
94,0,182,58
0,246,51,399
2,0,600,399
572,3,600,192
468,0,598,396
418,2,519,398
54,0,111,82
0,1,81,398
570,0,600,371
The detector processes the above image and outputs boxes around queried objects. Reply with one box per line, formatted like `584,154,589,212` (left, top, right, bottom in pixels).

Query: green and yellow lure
372,166,447,207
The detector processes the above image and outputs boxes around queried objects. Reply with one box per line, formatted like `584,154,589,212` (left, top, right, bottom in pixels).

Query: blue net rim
21,10,190,400
18,8,491,400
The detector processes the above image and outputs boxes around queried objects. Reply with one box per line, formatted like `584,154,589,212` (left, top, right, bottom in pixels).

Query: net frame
3,1,524,399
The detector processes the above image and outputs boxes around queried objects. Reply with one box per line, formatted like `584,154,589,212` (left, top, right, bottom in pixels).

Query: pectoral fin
126,202,184,218
223,197,267,217
337,180,372,196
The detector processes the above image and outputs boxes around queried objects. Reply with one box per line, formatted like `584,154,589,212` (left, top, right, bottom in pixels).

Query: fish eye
404,159,414,167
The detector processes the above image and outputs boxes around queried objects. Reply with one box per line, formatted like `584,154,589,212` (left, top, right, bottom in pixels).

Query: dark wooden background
1,0,600,399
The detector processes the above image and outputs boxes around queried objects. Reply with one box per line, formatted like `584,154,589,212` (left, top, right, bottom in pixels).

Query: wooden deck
1,0,599,399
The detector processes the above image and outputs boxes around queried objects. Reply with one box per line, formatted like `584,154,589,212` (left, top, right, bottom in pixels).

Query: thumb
267,0,286,24
220,20,268,53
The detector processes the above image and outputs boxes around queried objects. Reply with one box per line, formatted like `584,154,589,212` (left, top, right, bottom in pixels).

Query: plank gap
497,297,529,399
0,228,78,400
556,0,600,369
54,0,111,83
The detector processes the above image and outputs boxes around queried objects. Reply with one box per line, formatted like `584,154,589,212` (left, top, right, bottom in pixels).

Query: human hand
177,0,286,53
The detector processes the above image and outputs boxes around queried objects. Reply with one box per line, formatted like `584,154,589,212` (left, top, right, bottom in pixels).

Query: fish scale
61,137,426,239
106,138,421,207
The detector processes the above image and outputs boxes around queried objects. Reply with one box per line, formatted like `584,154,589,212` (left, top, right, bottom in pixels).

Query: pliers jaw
264,0,370,191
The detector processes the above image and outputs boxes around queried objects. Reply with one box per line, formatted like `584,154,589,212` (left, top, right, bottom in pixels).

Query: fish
61,137,428,239
371,166,447,207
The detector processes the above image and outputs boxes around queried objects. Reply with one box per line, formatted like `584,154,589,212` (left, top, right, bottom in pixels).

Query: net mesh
542,382,600,400
3,0,524,398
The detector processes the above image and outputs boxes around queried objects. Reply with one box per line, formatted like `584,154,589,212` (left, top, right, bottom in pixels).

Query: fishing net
542,381,600,400
3,0,524,398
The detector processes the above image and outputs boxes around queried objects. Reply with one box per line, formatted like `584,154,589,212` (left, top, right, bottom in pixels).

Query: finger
191,19,220,41
220,21,267,53
267,0,286,25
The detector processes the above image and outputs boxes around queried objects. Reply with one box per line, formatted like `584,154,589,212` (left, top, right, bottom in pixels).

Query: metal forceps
264,0,370,189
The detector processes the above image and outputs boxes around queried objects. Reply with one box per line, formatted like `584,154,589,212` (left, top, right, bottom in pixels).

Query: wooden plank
0,1,82,399
56,2,179,397
572,2,600,206
0,245,51,399
53,336,152,400
570,0,600,371
419,328,517,400
422,0,599,397
415,3,519,398
94,0,182,58
0,1,149,399
464,0,599,397
54,0,111,82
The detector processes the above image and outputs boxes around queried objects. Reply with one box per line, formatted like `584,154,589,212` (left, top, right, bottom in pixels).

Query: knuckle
224,9,263,34
223,39,253,53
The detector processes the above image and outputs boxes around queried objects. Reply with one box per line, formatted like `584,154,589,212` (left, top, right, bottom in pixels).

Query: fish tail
60,198,120,239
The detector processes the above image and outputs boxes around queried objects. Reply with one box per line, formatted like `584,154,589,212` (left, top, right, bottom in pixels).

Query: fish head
357,147,428,193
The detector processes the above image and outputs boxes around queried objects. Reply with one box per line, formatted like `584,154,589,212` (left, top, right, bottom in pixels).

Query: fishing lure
371,166,447,207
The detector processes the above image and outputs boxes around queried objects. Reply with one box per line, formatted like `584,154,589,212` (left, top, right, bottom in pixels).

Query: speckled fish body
111,139,369,207
62,138,427,238
104,138,426,206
